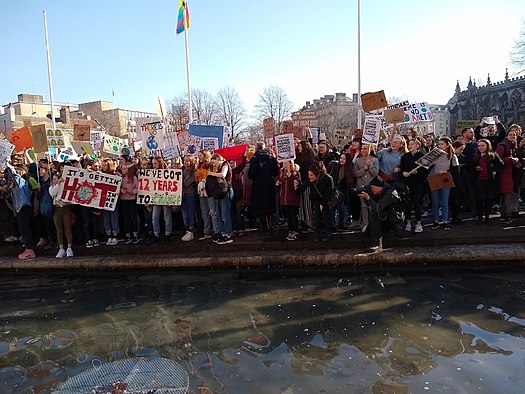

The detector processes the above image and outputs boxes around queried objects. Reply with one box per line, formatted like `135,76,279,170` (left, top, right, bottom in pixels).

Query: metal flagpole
43,10,56,130
183,2,193,125
357,0,362,129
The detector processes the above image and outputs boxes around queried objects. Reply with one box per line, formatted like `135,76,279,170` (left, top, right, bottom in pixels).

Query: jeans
120,199,139,235
431,187,451,223
81,206,99,242
152,205,173,236
103,205,120,236
199,196,213,235
181,194,196,228
210,188,233,236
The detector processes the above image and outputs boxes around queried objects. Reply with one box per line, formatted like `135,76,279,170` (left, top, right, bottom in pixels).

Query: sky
1,0,524,118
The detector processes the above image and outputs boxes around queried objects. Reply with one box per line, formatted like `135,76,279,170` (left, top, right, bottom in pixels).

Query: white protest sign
185,135,201,155
103,135,126,156
161,146,181,160
309,127,320,144
71,140,94,156
137,168,182,206
275,133,296,163
90,130,103,152
58,165,122,211
403,102,433,123
0,139,15,168
137,118,164,157
201,137,219,152
362,117,381,146
415,147,447,169
483,116,495,125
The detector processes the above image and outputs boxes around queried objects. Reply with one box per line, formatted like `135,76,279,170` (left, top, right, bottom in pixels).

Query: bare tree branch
255,85,294,129
215,87,247,143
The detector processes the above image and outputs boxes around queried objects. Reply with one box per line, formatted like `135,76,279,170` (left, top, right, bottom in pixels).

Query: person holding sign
495,126,520,223
207,154,234,245
400,139,426,233
428,137,458,230
376,136,407,183
102,159,120,245
119,164,140,244
180,155,197,242
474,115,506,150
150,157,173,243
49,172,74,258
354,145,379,232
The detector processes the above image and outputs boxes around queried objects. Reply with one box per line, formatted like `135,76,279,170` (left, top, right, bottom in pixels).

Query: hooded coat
248,149,279,216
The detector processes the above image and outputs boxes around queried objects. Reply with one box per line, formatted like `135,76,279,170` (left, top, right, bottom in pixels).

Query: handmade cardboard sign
384,108,405,124
47,129,65,150
201,137,219,152
403,103,433,123
30,124,48,153
137,168,182,206
58,165,122,211
427,172,455,191
74,123,91,141
361,90,387,112
102,135,126,156
71,140,94,156
0,139,15,167
362,117,381,146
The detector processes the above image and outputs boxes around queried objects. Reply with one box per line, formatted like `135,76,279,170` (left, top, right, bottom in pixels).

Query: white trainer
56,249,66,258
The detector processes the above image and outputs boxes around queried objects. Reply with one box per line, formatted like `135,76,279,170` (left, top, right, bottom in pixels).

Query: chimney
335,93,346,102
60,106,71,124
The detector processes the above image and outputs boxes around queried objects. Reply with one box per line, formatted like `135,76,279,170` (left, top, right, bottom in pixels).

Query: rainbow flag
176,1,190,35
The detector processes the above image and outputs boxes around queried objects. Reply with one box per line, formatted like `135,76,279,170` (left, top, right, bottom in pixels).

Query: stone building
292,93,359,142
447,70,525,134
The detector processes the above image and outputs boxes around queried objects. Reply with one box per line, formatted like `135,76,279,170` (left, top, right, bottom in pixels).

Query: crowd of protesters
1,116,524,260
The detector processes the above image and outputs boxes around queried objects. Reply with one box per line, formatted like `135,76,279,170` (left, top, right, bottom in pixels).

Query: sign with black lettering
137,168,182,206
58,166,122,211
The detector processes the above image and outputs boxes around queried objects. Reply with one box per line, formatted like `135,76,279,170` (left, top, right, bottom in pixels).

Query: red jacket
279,170,301,207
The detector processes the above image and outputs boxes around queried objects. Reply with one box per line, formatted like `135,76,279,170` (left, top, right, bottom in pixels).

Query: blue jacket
5,163,32,213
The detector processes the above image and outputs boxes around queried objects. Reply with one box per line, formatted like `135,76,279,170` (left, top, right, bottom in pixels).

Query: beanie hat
369,176,384,187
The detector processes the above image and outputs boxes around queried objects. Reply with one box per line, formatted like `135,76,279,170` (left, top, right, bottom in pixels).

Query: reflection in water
0,269,524,393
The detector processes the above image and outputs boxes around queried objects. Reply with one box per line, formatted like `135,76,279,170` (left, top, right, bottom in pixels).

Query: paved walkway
1,215,524,270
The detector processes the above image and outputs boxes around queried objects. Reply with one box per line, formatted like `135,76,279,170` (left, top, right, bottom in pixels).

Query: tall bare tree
236,122,263,146
168,94,189,130
215,86,247,143
192,89,219,125
511,20,525,73
255,85,294,129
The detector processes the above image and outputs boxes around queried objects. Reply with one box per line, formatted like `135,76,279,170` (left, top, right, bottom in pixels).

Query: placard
8,126,33,153
361,90,387,112
71,140,94,156
403,103,433,123
161,146,181,160
185,135,201,155
90,130,103,152
362,117,381,146
47,129,65,150
102,135,126,156
137,168,182,206
0,139,15,168
310,127,320,144
415,147,447,169
332,128,350,149
201,137,219,152
138,119,164,157
74,123,91,141
427,172,455,191
384,108,405,124
275,133,296,162
30,124,49,153
58,165,122,211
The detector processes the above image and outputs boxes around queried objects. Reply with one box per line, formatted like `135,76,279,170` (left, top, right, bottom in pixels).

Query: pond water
1,268,525,393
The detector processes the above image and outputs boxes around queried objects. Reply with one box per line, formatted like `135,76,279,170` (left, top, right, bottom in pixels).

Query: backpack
205,175,229,199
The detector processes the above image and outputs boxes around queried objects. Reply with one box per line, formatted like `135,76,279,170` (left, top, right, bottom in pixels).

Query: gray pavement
1,214,524,270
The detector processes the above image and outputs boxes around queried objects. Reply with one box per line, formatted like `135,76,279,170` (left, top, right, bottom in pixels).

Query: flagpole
43,10,56,130
357,0,362,129
183,17,193,125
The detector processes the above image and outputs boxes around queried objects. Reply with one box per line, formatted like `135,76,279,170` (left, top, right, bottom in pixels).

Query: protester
82,159,100,248
207,153,234,244
473,139,503,224
428,137,458,230
181,155,197,242
196,150,213,240
278,160,301,241
296,162,335,242
48,173,74,258
119,163,140,244
354,144,379,232
230,155,247,238
332,152,354,230
496,126,520,223
376,136,407,182
102,158,120,245
248,142,279,233
296,141,316,232
400,138,425,232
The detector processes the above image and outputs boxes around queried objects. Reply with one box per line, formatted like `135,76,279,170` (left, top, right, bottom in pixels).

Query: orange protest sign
9,126,33,153
361,90,387,113
384,108,405,124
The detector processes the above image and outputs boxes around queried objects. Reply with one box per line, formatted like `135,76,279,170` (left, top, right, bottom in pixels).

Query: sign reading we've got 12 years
137,168,182,206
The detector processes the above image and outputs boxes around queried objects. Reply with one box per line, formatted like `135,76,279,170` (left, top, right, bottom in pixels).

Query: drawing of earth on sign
74,181,98,205
146,136,158,150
